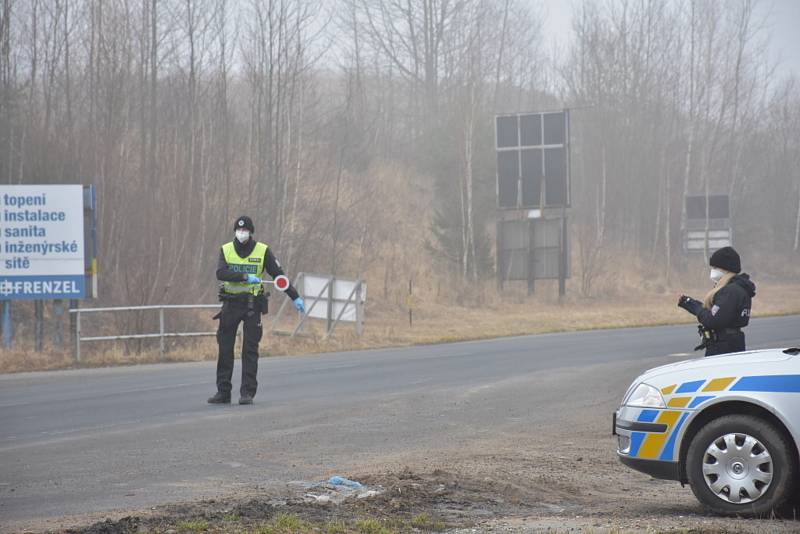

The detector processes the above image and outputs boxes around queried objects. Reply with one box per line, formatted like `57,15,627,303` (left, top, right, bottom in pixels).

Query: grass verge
2,283,799,373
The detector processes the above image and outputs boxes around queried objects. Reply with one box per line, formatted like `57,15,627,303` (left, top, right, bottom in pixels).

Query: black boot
239,394,254,405
207,392,231,404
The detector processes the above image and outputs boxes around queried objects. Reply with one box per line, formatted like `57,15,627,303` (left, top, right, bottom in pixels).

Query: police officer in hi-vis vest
208,216,305,405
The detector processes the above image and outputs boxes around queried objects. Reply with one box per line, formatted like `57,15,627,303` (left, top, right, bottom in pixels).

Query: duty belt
218,286,269,317
717,327,742,335
694,326,742,351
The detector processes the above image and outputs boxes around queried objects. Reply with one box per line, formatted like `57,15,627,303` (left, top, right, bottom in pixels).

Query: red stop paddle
273,275,289,292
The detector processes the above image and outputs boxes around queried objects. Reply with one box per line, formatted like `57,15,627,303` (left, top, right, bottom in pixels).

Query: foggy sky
541,0,800,80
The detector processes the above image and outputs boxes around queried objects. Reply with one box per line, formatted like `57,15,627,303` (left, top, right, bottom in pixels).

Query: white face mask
235,230,250,243
710,268,725,283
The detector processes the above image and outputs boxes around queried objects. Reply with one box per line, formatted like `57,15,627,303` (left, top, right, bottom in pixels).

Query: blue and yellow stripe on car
627,374,800,461
633,410,684,459
730,375,800,392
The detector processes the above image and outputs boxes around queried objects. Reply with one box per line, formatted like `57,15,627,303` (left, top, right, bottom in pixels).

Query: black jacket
696,274,756,331
216,239,300,301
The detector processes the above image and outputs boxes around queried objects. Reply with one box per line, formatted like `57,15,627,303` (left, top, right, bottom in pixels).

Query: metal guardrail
69,304,222,363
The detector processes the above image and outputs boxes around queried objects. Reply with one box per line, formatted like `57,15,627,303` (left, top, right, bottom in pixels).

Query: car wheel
686,414,797,516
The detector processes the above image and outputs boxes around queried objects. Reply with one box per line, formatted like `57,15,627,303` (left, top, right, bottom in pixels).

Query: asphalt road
1,316,799,530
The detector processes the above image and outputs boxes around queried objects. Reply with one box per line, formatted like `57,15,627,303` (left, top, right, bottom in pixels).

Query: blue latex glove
246,274,262,284
293,297,305,313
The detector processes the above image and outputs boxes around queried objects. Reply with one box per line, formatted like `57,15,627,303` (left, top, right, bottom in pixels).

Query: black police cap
234,216,255,233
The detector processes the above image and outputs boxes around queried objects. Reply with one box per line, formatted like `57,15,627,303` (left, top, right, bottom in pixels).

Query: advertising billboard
496,110,570,209
0,185,88,300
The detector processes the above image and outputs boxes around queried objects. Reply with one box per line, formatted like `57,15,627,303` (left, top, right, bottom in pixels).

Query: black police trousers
215,300,263,397
705,331,745,357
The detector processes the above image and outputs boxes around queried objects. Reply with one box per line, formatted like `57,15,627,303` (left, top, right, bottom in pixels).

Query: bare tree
0,0,795,350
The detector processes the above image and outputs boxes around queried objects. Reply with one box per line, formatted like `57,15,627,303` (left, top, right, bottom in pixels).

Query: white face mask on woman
235,230,251,243
710,268,725,283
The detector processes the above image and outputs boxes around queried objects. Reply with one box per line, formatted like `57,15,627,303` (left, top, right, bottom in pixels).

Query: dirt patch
61,468,563,534
346,467,581,520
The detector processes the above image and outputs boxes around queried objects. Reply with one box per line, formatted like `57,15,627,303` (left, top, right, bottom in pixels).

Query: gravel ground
5,320,799,534
46,399,800,534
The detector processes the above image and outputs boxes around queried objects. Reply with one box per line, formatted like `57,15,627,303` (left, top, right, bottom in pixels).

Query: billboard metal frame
495,109,572,297
495,109,571,210
681,194,733,255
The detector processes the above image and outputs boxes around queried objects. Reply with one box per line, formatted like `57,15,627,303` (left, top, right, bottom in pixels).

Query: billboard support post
34,301,44,352
52,300,65,348
527,220,535,295
496,223,504,291
2,301,12,349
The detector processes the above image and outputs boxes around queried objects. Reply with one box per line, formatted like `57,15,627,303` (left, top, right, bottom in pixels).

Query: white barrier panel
302,275,366,322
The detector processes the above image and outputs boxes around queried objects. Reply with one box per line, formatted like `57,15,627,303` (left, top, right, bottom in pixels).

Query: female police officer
678,246,756,356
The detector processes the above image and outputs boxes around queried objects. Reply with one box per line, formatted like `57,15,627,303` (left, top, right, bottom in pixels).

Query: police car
614,347,800,515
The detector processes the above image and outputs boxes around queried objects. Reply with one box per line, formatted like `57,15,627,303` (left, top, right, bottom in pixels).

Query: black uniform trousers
216,299,263,397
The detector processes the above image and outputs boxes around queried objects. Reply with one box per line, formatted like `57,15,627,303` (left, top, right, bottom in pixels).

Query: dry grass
1,280,798,374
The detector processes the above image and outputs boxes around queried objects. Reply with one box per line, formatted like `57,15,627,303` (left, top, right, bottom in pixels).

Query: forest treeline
0,0,798,307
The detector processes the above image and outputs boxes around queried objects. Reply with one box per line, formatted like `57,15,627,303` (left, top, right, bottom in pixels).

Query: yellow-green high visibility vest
221,241,268,296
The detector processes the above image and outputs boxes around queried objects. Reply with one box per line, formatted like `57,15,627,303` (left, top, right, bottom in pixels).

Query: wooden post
408,278,412,327
159,307,165,360
355,281,363,337
559,212,568,298
326,276,334,334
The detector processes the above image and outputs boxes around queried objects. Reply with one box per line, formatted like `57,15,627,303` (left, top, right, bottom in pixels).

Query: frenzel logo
0,279,81,297
230,264,259,274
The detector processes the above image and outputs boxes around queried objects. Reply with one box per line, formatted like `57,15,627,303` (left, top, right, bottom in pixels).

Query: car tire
686,414,797,517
